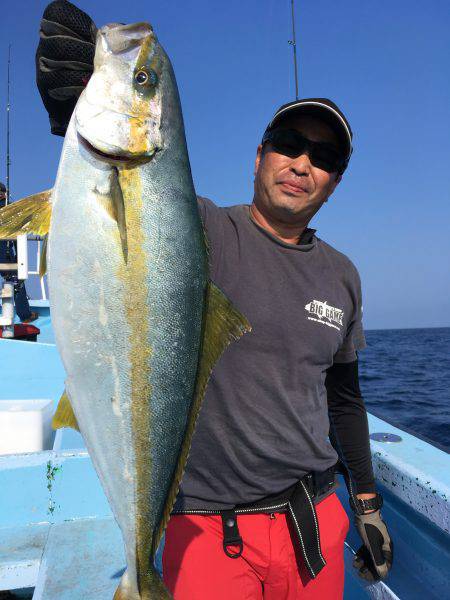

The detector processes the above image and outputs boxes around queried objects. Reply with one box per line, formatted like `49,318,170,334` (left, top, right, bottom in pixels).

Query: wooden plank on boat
33,518,125,600
0,524,49,591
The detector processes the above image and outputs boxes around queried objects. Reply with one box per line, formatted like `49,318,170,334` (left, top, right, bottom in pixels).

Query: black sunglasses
262,128,347,174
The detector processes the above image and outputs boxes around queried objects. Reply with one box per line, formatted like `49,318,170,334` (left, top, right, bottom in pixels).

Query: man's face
253,114,343,226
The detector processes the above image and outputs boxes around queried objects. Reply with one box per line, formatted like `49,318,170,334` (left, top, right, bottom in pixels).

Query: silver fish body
48,23,207,599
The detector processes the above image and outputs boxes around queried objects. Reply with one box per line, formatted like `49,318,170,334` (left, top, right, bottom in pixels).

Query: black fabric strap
287,479,326,578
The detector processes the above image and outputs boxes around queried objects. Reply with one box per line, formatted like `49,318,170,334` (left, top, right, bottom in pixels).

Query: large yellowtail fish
0,22,250,599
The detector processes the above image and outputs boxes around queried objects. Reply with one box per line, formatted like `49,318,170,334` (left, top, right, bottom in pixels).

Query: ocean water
360,327,450,452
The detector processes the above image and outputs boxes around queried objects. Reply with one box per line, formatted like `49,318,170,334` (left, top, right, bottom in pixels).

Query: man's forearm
327,361,393,578
326,359,376,495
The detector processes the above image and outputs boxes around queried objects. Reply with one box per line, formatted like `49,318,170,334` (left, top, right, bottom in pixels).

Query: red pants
163,493,349,599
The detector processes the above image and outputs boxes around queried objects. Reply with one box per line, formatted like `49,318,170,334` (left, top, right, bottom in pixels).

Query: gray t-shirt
175,198,366,510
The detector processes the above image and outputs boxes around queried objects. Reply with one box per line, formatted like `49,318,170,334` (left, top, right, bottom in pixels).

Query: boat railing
26,235,47,301
0,233,47,337
0,234,28,280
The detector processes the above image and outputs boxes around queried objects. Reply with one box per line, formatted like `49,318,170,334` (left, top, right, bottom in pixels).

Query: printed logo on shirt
304,299,344,331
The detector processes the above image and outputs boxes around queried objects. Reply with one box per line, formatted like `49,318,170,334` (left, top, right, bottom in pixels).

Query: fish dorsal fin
152,282,251,555
0,190,52,237
52,390,80,431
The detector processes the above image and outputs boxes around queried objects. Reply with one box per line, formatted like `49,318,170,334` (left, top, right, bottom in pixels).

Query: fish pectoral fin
98,169,128,262
111,173,128,263
153,281,251,554
52,390,80,431
0,190,52,238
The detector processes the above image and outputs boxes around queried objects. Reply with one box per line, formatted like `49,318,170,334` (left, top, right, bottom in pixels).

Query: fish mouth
78,133,158,165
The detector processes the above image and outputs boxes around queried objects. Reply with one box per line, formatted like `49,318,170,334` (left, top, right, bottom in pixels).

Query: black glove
353,509,393,581
35,0,97,136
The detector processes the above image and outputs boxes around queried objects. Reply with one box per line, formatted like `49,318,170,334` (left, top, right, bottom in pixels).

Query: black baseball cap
263,98,353,168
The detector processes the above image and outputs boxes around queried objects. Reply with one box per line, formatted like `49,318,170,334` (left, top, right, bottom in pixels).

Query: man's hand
36,0,96,136
353,509,393,581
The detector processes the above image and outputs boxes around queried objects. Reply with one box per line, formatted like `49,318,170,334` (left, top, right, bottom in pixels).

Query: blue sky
1,0,449,329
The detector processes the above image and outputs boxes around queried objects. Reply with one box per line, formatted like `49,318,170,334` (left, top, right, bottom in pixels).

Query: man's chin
270,196,309,218
262,194,323,227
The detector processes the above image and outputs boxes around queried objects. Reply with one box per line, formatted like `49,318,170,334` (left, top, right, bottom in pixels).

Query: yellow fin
52,390,80,431
39,235,48,277
0,190,52,237
152,282,251,555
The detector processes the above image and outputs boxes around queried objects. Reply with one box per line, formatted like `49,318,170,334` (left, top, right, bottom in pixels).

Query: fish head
75,22,165,163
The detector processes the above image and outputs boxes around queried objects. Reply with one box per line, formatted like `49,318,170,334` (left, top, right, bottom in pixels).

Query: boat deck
0,303,449,599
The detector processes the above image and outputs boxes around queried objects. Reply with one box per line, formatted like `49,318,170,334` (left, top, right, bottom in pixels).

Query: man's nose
290,152,312,176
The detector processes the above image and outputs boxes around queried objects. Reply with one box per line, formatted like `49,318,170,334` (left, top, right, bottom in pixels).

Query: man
36,2,393,598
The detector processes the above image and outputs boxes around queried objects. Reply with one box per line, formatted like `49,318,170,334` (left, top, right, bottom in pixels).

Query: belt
172,465,336,579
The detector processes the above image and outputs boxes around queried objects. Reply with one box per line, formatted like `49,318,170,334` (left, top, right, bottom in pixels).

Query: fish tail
113,567,172,600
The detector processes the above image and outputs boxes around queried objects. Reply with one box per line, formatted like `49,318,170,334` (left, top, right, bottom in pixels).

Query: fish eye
135,69,158,86
135,70,149,85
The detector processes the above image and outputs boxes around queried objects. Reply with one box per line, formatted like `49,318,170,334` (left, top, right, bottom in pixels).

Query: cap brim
269,101,352,159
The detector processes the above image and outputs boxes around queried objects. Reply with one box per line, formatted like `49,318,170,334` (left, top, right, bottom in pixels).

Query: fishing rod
6,44,11,206
288,0,299,100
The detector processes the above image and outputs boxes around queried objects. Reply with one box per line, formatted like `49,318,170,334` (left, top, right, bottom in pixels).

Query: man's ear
254,144,263,177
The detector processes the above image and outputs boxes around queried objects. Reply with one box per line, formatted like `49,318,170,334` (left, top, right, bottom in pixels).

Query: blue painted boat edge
367,413,450,534
0,448,88,470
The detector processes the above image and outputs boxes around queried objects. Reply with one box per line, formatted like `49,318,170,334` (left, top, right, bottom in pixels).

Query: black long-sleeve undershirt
326,359,376,494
